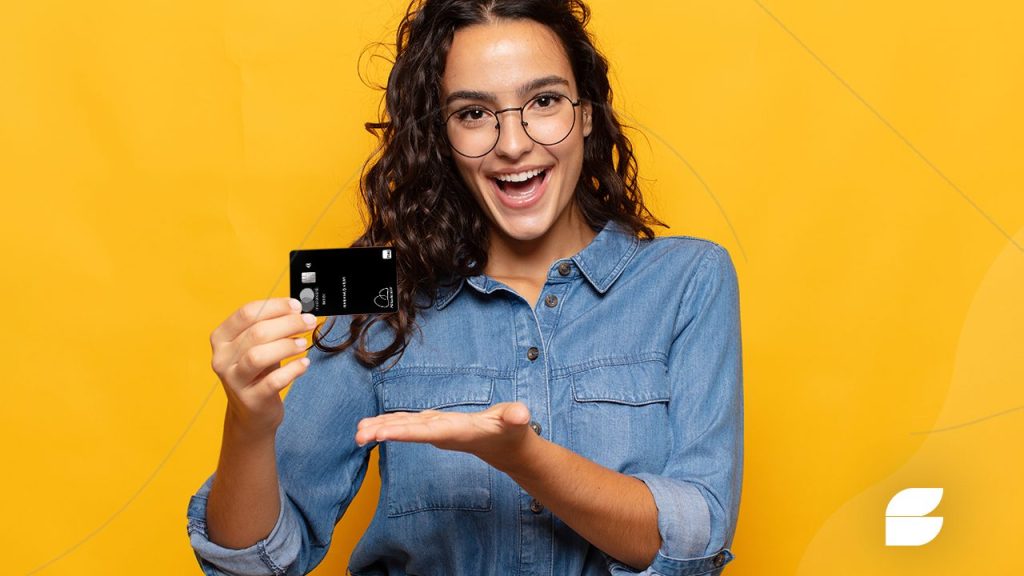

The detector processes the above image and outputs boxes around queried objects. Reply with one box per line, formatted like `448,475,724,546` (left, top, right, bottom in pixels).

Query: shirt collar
434,219,641,310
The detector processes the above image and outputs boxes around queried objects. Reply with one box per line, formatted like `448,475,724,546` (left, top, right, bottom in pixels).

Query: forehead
441,19,576,101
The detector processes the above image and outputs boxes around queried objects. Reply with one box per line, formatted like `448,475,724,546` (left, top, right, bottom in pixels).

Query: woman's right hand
209,297,318,437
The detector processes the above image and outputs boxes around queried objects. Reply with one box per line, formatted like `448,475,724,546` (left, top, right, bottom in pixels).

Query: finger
219,313,316,372
237,312,318,351
213,298,302,344
257,355,310,395
355,413,422,440
358,410,447,431
356,409,438,428
373,420,455,443
357,413,455,444
250,357,279,384
231,336,311,385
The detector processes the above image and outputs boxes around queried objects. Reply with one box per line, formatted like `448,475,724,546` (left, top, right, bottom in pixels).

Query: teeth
495,169,545,183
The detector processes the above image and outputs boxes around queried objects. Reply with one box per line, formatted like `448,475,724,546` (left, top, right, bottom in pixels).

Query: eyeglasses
444,93,583,158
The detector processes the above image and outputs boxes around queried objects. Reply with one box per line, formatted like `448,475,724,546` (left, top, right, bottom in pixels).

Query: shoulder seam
655,233,728,250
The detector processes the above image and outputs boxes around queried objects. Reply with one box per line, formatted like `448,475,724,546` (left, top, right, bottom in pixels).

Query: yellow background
2,0,1021,574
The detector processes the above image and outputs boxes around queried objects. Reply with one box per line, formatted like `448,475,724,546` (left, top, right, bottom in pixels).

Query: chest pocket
568,360,671,473
379,371,495,517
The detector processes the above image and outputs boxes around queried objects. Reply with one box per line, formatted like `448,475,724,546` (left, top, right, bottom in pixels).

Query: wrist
490,425,543,478
223,406,279,447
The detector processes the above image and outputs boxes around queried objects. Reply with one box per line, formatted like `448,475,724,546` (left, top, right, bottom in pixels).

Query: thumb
501,402,531,426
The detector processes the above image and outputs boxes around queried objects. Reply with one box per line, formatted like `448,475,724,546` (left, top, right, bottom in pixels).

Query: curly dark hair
312,0,666,368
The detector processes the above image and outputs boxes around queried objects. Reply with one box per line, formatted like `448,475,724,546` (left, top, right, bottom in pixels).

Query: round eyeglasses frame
444,94,584,159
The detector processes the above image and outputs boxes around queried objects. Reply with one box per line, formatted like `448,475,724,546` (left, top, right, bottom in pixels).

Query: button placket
510,286,553,574
535,277,567,340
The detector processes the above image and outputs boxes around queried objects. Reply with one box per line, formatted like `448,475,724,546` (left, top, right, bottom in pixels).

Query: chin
493,220,553,241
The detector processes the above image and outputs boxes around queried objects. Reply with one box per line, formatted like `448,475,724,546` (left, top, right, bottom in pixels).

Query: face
440,19,593,244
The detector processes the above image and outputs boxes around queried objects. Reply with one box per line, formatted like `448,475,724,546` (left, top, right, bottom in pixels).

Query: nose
492,109,534,160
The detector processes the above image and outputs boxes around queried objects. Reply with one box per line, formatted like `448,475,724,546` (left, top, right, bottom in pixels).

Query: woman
187,1,743,575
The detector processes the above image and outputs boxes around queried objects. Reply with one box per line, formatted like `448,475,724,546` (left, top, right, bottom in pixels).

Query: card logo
885,488,944,546
374,287,394,309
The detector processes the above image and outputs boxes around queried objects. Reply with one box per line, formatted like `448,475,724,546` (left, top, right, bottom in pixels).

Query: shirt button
557,261,571,276
527,347,539,361
529,420,542,435
712,551,726,567
544,294,558,308
529,498,544,513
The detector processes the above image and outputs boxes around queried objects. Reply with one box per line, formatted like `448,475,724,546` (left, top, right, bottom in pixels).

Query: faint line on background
911,405,1024,435
751,0,1022,253
622,110,749,263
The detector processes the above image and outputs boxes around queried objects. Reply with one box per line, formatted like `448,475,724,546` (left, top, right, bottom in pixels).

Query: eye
454,107,491,123
532,94,560,108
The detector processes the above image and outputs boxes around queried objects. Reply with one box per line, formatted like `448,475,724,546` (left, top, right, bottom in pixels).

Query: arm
499,432,662,569
205,415,282,550
187,319,378,576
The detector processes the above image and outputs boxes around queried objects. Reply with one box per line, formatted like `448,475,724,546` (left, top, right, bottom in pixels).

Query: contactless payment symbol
885,488,944,546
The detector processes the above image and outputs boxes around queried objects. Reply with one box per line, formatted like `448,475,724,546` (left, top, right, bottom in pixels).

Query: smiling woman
187,1,743,575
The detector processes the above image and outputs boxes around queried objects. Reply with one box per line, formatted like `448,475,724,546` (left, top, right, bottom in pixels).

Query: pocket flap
382,372,494,411
571,361,670,405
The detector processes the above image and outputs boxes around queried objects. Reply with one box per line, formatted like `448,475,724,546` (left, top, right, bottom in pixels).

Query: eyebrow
444,75,571,107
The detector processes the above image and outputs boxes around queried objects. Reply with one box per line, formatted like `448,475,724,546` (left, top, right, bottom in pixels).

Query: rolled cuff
602,472,733,575
186,478,301,576
605,548,734,576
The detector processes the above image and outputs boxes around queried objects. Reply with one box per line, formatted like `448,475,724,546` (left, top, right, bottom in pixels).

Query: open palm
355,401,533,467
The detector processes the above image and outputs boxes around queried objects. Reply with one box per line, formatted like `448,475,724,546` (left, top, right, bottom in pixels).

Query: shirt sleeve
186,479,303,576
606,243,743,576
185,318,378,575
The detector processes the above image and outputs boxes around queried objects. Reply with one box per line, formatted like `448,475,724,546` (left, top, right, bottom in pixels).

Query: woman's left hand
355,402,533,470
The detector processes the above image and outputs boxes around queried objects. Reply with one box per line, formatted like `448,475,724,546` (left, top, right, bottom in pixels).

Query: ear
582,101,593,138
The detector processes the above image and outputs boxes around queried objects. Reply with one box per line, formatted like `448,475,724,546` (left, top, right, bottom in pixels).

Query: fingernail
302,313,317,326
294,337,307,348
299,357,310,366
288,298,301,311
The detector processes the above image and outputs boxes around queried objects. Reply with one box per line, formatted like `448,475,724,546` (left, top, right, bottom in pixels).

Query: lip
489,168,550,210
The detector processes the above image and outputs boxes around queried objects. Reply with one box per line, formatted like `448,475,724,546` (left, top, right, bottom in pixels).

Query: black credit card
289,247,398,316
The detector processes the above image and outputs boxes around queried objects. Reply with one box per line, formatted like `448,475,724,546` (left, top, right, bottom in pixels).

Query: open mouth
494,169,548,197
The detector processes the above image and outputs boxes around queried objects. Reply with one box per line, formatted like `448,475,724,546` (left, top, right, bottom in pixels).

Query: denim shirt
186,219,743,576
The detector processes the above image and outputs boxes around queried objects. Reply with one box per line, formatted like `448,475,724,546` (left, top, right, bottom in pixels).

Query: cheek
554,138,586,186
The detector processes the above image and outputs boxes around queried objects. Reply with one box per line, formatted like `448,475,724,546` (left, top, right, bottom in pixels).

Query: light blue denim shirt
187,219,743,576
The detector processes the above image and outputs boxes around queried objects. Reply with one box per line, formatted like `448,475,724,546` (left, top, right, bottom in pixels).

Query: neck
484,206,597,280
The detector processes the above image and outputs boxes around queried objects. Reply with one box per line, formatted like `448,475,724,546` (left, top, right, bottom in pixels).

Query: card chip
301,271,316,284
